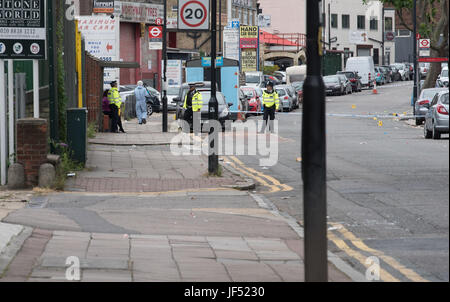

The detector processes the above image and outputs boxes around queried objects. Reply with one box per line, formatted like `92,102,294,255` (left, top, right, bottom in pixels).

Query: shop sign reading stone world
0,0,46,59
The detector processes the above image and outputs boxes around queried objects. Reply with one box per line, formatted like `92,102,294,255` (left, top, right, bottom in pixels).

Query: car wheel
147,103,153,116
415,118,422,126
432,123,441,139
424,122,432,139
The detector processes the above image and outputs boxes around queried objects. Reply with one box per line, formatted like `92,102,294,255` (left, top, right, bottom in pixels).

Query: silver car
274,85,296,112
167,86,181,111
424,91,449,139
415,88,448,125
336,74,353,94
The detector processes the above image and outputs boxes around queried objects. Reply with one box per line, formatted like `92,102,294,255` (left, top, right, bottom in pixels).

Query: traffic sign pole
208,0,219,174
413,0,417,109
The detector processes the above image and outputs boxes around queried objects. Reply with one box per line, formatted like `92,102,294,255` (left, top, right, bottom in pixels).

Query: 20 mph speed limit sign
178,0,210,30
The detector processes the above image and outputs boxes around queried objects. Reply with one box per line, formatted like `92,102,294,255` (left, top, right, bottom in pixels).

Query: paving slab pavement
1,191,354,282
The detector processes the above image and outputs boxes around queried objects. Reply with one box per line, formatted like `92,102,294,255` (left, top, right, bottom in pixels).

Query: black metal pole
208,0,219,174
302,0,328,282
412,0,417,107
162,0,168,132
219,0,222,54
48,0,58,144
328,2,331,50
382,7,385,65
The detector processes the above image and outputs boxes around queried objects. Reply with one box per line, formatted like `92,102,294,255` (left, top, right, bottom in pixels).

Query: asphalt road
238,82,449,282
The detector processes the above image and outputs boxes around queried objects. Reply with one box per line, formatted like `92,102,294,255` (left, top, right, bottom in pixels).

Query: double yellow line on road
328,222,429,282
223,156,293,193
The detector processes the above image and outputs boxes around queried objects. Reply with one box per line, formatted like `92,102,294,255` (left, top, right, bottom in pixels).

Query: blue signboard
201,57,224,67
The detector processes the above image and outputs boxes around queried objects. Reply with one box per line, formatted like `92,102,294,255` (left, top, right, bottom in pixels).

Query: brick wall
84,53,103,130
16,119,48,187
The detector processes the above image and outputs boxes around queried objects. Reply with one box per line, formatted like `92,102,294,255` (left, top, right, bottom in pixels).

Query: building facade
323,0,395,67
77,0,164,88
257,0,306,35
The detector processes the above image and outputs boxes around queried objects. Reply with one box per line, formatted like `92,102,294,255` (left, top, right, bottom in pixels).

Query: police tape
229,110,425,119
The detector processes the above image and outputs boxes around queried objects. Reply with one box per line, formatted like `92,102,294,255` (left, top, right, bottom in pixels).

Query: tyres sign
0,0,46,59
178,0,209,31
240,26,258,49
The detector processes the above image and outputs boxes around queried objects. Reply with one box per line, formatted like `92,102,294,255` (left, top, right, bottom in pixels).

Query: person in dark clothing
102,89,113,132
108,81,125,133
182,83,203,132
259,81,279,133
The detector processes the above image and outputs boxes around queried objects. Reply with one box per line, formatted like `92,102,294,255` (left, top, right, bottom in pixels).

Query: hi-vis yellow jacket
107,87,122,109
262,90,279,110
183,91,203,112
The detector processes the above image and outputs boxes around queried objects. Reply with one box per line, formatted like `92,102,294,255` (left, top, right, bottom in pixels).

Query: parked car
374,67,387,85
337,71,362,92
436,66,449,88
419,62,430,79
291,81,304,104
263,75,281,87
245,71,265,88
167,86,181,111
391,63,409,81
119,84,161,116
174,82,217,120
274,85,296,111
336,74,353,94
404,62,414,80
177,90,233,131
415,88,448,125
419,79,425,92
379,66,392,83
240,86,262,116
389,65,402,81
345,56,375,88
323,75,345,96
273,71,287,84
424,91,449,139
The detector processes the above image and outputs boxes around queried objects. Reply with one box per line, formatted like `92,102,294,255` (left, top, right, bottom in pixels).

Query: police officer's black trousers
260,105,276,133
110,104,119,133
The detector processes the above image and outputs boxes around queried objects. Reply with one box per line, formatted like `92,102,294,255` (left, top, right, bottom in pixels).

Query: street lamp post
303,0,328,282
208,0,219,174
412,0,418,108
162,0,168,133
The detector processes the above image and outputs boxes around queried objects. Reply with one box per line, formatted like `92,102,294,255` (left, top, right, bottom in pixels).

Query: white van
245,71,264,88
345,56,375,88
286,65,307,84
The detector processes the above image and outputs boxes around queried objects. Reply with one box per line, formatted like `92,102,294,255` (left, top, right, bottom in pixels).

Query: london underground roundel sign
178,0,210,30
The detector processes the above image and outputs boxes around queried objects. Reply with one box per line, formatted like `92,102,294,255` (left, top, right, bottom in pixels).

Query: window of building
342,15,350,29
357,15,365,29
370,18,378,30
331,14,338,28
385,17,393,31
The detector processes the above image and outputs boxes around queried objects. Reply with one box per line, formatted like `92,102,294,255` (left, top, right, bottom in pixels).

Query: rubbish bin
66,108,87,165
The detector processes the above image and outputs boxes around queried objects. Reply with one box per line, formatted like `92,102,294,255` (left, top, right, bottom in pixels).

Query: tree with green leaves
370,0,448,88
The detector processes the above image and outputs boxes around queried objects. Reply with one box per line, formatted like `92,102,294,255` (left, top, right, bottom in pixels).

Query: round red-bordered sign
420,39,430,48
180,0,208,28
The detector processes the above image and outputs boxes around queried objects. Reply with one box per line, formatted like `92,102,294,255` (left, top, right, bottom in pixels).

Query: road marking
330,222,429,282
226,156,293,192
223,156,280,193
327,231,400,282
229,156,293,192
63,187,232,197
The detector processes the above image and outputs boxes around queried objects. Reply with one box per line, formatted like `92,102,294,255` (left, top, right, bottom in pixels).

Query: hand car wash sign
0,0,46,59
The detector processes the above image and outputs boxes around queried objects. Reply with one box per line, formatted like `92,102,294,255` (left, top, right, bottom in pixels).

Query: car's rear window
421,89,444,99
441,93,449,104
276,89,286,96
